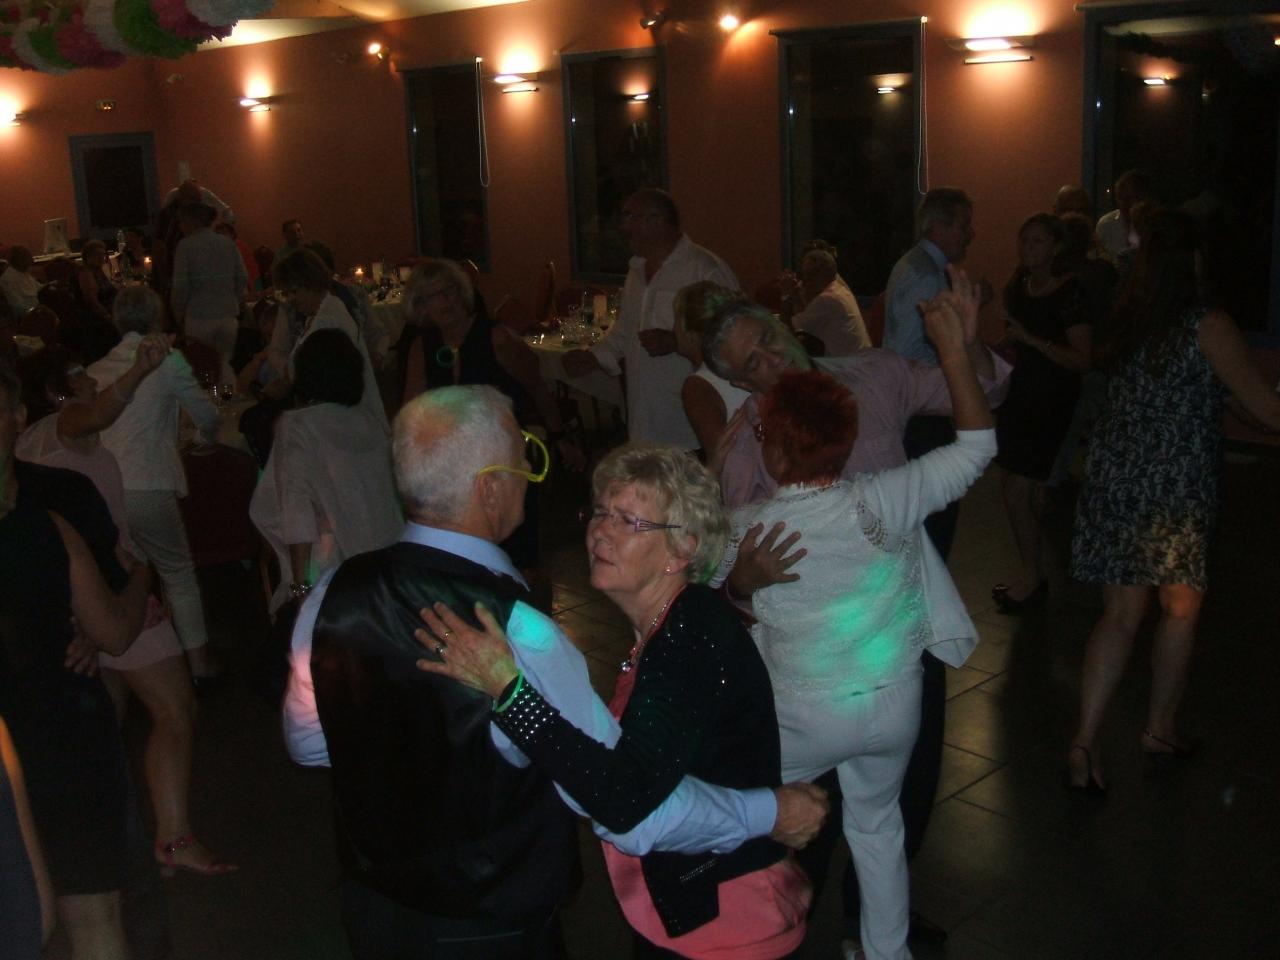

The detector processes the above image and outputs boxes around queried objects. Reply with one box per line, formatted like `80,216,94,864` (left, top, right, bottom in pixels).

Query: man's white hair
392,385,515,522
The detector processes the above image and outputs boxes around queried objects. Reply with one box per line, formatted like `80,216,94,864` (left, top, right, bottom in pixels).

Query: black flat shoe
992,580,1048,614
1064,744,1108,797
1141,729,1202,760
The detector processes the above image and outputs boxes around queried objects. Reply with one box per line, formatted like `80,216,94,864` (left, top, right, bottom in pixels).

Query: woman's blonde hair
591,442,728,583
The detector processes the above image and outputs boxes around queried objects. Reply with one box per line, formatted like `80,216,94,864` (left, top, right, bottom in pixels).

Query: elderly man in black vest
284,383,827,959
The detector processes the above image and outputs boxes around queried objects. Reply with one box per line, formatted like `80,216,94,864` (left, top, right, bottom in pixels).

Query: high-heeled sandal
1063,744,1108,797
1140,729,1201,760
155,835,238,877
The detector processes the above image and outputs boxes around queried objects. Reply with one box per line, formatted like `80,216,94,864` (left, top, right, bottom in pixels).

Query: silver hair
404,260,475,319
702,298,776,380
916,187,973,240
591,442,728,584
392,384,514,521
112,284,164,336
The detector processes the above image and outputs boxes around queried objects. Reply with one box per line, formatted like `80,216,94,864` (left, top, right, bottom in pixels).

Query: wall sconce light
95,99,116,112
639,11,667,30
8,111,26,126
241,97,272,112
367,41,387,60
877,86,898,95
948,36,1036,64
492,73,528,84
502,82,539,94
1143,77,1169,86
718,12,740,32
628,92,651,102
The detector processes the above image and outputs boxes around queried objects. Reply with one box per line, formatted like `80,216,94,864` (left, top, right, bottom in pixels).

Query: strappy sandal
155,835,238,877
1141,729,1201,760
1063,744,1108,797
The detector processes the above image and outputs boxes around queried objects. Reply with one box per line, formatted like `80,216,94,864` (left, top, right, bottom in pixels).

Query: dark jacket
493,584,786,936
310,541,577,921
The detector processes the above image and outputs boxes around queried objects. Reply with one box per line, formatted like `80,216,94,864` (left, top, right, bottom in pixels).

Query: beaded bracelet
493,671,525,713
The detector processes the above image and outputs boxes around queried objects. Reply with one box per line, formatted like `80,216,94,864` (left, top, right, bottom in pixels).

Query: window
405,65,490,269
563,48,666,281
69,133,158,242
777,22,922,295
1084,3,1280,336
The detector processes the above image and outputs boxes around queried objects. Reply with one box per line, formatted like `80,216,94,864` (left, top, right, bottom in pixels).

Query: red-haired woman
717,288,995,960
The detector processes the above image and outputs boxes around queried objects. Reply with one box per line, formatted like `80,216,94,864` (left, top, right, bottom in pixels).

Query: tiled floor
53,453,1279,959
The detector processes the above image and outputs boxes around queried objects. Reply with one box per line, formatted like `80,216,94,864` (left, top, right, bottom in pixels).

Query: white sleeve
859,429,997,534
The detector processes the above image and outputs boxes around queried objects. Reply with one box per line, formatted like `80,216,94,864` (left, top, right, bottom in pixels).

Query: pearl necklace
619,589,681,674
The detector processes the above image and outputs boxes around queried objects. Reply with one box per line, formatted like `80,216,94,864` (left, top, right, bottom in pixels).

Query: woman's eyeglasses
579,507,683,534
477,430,550,483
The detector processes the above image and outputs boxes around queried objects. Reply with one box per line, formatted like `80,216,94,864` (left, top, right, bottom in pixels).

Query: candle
354,266,365,280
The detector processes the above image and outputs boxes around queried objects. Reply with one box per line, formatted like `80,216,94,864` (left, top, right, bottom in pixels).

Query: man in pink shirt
703,277,1009,949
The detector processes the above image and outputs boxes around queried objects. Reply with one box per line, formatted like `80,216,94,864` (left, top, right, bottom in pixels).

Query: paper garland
0,0,271,72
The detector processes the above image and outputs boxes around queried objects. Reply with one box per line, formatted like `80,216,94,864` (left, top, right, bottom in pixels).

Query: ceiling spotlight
1143,77,1168,86
367,42,382,55
719,13,740,31
492,73,528,84
639,11,667,30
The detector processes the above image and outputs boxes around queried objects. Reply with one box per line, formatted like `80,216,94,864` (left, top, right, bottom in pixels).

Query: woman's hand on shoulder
414,600,520,700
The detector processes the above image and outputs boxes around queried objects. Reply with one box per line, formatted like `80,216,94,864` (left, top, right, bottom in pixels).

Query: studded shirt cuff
492,678,559,747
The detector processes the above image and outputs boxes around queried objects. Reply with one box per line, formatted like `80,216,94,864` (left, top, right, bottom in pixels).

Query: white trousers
777,673,922,960
185,315,239,377
123,489,208,652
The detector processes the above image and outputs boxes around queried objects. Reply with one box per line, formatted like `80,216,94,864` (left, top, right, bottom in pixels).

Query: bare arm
681,375,729,454
53,512,149,655
1007,318,1092,373
57,334,170,439
923,269,994,432
1199,311,1280,432
0,716,55,943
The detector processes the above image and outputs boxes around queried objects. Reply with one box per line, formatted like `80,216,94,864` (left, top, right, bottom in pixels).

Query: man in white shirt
1096,169,1151,263
1,246,41,319
170,203,247,373
563,189,737,449
780,248,869,356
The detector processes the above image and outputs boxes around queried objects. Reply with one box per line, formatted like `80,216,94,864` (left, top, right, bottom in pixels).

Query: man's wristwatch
289,581,313,600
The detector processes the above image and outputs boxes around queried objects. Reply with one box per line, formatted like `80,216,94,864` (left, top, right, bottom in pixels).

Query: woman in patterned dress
1066,209,1280,793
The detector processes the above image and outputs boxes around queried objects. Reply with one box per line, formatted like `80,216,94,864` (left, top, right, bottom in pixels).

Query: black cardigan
493,583,787,936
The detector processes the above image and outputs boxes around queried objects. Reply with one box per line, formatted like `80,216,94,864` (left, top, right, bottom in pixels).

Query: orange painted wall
0,58,165,247
1,0,1087,334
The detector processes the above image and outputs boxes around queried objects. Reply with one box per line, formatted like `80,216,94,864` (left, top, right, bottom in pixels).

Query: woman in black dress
992,213,1092,612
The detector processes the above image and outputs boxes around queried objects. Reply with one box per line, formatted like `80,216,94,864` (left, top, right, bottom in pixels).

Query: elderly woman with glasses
415,441,822,959
714,286,995,960
399,259,584,568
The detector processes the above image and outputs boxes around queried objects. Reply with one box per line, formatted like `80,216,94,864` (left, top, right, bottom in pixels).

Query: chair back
494,297,537,334
861,291,886,348
533,261,556,326
753,277,784,312
179,443,261,566
39,257,76,284
181,337,222,386
17,305,59,348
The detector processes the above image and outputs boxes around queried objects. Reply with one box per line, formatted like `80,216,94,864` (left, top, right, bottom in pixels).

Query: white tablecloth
525,333,624,409
364,293,405,366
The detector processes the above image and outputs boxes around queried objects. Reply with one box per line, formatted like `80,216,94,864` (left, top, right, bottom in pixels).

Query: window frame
773,18,924,275
561,45,669,285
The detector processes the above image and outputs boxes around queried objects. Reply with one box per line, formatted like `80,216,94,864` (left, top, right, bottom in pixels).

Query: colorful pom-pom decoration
0,0,271,72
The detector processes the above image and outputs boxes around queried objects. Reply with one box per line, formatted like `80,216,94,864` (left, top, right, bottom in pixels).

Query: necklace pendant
619,659,634,674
